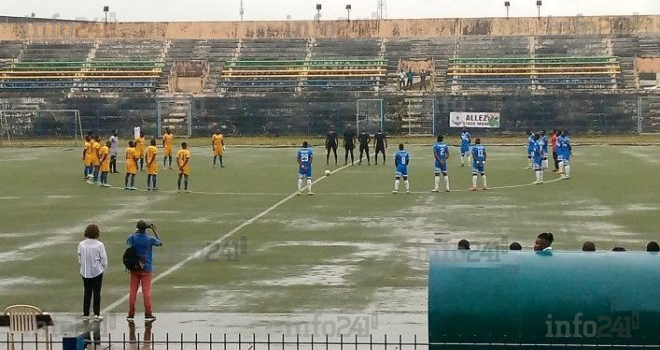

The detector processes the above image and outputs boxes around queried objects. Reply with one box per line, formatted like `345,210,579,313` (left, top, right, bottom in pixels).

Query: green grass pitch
0,142,658,314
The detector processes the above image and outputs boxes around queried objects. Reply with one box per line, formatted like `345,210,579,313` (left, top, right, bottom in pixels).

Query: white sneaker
94,315,103,322
431,188,439,193
392,190,398,194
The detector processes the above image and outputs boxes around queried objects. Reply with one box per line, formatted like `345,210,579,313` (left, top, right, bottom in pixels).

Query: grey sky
2,0,658,22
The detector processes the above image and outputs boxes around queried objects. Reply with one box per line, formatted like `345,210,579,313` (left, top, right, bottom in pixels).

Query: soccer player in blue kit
432,135,450,193
526,130,535,169
557,130,572,179
459,128,471,166
297,141,314,195
532,133,544,184
471,138,488,191
392,144,410,194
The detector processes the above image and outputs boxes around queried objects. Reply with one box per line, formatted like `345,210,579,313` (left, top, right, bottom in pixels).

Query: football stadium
1,1,660,348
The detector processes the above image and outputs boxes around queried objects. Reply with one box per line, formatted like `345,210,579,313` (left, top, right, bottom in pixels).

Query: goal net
402,98,435,136
356,99,384,134
0,109,82,146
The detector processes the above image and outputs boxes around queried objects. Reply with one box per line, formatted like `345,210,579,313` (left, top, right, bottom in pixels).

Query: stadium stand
219,38,386,92
0,41,164,90
447,56,622,90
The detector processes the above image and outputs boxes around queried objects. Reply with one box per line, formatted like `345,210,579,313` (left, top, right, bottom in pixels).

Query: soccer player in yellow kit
162,127,174,170
83,135,94,182
135,131,146,171
99,141,111,187
146,139,158,191
91,135,102,184
211,130,225,168
124,141,139,190
177,142,191,192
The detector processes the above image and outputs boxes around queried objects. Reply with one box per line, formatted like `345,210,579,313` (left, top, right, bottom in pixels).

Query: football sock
177,176,182,190
559,162,564,174
93,169,99,182
130,175,135,188
306,179,312,191
124,174,129,187
482,175,488,188
219,156,223,166
472,175,477,188
394,179,400,191
405,180,410,191
298,179,303,191
564,164,570,177
184,178,188,190
152,175,157,188
539,171,543,182
434,176,440,190
444,176,449,190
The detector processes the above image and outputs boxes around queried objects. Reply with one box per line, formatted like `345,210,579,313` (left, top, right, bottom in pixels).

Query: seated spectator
582,241,596,252
509,242,522,250
457,239,470,250
612,246,626,252
533,232,554,252
647,241,660,252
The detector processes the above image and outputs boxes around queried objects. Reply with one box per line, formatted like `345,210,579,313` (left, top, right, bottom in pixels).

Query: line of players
298,127,572,195
296,129,490,195
81,127,228,192
525,129,572,184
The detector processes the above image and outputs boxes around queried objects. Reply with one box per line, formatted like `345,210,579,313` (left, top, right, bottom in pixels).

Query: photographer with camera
126,220,162,322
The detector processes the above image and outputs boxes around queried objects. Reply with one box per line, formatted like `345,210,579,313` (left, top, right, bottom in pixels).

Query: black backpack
122,246,142,271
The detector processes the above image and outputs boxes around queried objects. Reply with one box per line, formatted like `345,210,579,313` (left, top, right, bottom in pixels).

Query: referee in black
358,130,371,165
343,124,356,165
325,127,339,165
373,129,388,165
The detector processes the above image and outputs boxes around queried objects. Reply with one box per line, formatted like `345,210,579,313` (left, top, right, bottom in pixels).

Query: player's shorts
326,143,337,150
533,158,543,170
395,165,408,177
298,165,312,178
214,148,224,156
147,164,158,175
375,145,385,153
542,152,548,160
359,145,369,151
434,160,447,174
557,153,564,162
345,144,355,150
472,161,485,175
460,145,469,155
137,150,144,158
562,152,571,162
179,166,190,176
126,163,137,175
100,162,110,173
164,147,173,157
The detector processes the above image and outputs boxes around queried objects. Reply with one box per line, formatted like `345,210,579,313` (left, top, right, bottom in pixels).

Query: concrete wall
1,15,658,41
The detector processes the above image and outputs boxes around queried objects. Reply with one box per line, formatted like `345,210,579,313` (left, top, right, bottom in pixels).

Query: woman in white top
77,224,108,321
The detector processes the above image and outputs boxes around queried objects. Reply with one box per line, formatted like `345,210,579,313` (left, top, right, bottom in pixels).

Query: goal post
356,99,384,134
0,109,82,147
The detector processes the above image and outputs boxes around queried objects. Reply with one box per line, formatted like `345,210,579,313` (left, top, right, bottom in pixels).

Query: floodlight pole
504,1,510,20
316,4,322,23
346,4,351,22
103,6,109,36
537,0,542,19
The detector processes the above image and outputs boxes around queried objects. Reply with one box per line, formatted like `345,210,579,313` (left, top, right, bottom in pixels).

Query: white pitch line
101,161,354,314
